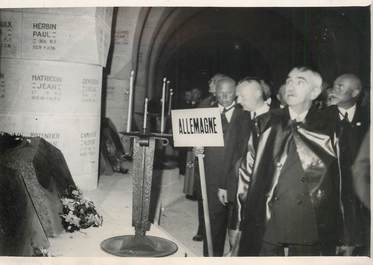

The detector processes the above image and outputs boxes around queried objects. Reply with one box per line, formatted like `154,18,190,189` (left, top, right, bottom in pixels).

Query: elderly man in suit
191,74,228,242
195,76,246,256
235,77,274,152
327,73,370,256
222,76,275,255
237,67,342,256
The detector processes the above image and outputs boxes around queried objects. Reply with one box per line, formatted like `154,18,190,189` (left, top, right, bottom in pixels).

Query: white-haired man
237,67,342,256
199,73,227,107
235,77,273,150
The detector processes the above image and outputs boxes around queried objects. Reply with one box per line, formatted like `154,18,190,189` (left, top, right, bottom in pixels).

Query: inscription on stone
30,132,61,147
32,22,57,51
0,73,5,99
114,30,129,45
31,74,62,102
82,78,99,103
106,85,116,101
80,131,96,157
0,20,13,50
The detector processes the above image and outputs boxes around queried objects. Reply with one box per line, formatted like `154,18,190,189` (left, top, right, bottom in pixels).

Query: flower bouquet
60,185,103,232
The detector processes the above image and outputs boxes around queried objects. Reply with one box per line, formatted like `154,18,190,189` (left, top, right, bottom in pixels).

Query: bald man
194,76,246,256
329,74,362,109
326,73,370,256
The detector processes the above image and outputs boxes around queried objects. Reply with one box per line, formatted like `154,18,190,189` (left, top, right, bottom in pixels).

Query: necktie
222,105,235,121
343,112,349,123
221,105,234,132
250,112,260,148
222,105,235,114
339,110,349,123
336,111,349,137
251,112,257,121
221,112,228,131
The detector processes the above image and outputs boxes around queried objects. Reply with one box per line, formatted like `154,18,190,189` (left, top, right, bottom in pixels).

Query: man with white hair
237,67,342,256
235,77,273,150
226,77,274,255
236,77,272,117
199,73,227,107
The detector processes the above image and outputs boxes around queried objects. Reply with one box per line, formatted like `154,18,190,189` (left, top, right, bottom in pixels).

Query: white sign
171,108,224,147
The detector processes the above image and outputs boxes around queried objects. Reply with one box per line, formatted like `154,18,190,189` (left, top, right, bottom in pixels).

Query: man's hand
336,245,355,256
224,229,242,256
193,146,204,156
217,188,228,205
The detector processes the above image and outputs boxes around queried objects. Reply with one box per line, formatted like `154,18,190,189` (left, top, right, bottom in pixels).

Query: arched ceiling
153,8,308,89
132,7,370,101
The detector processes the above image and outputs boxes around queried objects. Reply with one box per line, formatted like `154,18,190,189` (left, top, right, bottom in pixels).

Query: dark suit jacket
203,106,244,212
323,104,370,246
217,108,250,203
238,106,342,255
324,104,369,160
223,108,273,204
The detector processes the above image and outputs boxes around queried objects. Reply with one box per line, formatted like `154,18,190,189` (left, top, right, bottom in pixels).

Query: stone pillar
105,7,141,132
0,7,113,190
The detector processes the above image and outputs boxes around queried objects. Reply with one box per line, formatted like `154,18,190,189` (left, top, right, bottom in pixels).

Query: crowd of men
184,67,370,257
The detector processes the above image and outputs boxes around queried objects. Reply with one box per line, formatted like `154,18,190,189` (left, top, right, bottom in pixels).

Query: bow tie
288,119,304,130
222,105,235,114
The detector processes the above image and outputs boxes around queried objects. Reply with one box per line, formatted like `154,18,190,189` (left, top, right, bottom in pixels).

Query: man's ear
310,86,322,100
351,88,360,98
256,88,263,99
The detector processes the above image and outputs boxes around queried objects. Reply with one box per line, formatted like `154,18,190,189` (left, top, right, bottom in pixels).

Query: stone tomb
0,133,76,256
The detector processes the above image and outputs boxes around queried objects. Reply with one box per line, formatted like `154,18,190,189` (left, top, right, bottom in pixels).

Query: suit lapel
351,104,367,126
228,107,239,127
273,108,291,162
223,106,239,140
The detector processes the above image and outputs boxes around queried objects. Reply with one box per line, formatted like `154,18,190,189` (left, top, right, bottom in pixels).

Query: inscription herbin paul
32,22,57,51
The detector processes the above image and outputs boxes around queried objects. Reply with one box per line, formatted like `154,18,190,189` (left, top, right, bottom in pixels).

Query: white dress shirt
251,103,270,119
218,102,235,123
338,104,356,122
288,107,309,122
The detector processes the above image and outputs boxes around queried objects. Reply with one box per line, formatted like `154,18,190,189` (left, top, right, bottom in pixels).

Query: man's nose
286,83,295,92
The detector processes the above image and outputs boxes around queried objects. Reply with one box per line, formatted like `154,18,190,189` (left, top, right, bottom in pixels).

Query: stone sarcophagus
0,133,76,256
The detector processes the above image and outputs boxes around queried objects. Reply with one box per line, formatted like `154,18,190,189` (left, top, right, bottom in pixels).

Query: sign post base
100,131,178,257
100,235,178,257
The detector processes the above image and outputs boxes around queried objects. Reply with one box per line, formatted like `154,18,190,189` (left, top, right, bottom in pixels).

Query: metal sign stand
100,131,178,257
196,153,213,256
